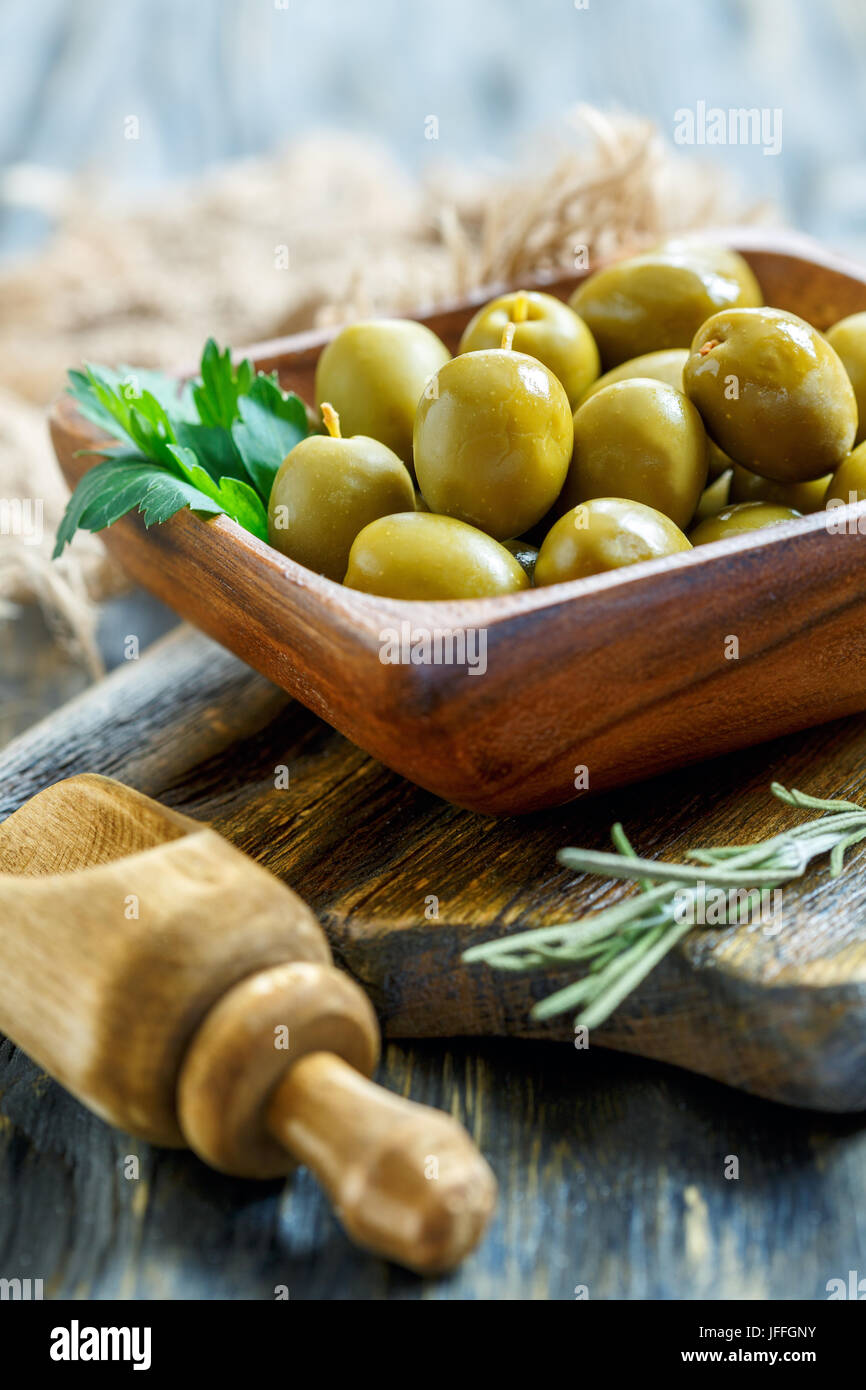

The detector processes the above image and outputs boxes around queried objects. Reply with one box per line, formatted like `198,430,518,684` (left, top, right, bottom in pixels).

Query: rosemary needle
462,783,866,1031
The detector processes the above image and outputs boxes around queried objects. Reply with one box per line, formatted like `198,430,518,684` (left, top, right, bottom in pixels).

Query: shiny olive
569,245,761,368
729,463,831,513
579,346,732,479
561,378,707,529
535,498,691,586
580,348,689,401
824,441,866,507
343,511,530,599
690,501,801,546
314,319,450,467
414,349,573,541
654,238,764,301
503,538,539,581
692,469,733,525
459,290,600,408
826,312,866,446
268,425,415,582
684,308,857,482
706,438,735,480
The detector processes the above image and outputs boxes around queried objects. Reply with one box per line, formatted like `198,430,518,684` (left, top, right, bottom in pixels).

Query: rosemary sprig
462,783,866,1032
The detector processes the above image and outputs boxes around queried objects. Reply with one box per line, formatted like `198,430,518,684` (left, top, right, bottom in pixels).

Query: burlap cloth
0,107,770,675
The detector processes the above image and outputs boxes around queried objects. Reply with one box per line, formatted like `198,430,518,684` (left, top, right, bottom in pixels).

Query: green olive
343,511,530,599
578,346,732,478
654,238,764,301
569,245,761,368
503,538,539,581
826,312,866,446
729,463,831,513
268,407,415,581
692,469,733,525
459,290,600,408
684,308,857,482
580,348,689,402
314,319,450,468
561,379,707,529
824,441,866,506
414,349,573,541
690,501,801,546
535,498,691,585
706,438,735,480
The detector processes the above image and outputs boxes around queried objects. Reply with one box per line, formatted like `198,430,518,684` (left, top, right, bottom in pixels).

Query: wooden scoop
0,774,496,1274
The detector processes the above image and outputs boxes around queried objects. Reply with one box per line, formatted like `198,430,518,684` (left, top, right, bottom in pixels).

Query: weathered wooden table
1,594,865,1300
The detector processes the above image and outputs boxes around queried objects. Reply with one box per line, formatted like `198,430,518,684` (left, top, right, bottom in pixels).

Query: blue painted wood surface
1,0,865,258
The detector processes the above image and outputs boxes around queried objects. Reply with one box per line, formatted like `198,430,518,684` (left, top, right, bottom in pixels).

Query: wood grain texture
0,772,496,1270
48,232,866,814
0,775,330,1147
2,1026,864,1300
1,624,864,1113
1,606,864,1301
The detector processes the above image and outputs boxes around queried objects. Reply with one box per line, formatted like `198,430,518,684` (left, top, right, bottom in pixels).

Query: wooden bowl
49,230,866,814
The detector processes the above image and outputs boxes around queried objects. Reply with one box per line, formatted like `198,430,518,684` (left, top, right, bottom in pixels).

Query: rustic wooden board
1,623,864,1113
6,1021,865,1300
3,603,865,1302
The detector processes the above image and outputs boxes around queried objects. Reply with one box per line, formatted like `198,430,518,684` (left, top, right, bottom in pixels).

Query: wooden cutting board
1,623,864,1113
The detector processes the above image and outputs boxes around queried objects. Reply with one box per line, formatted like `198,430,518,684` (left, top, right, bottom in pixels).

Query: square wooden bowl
50,230,866,814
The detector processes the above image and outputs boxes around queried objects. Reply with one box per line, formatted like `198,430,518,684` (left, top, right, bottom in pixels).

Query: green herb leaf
173,421,250,486
192,339,255,430
52,455,224,558
135,473,232,529
115,366,197,422
75,367,180,469
166,445,269,540
231,374,309,499
59,341,298,554
67,369,133,441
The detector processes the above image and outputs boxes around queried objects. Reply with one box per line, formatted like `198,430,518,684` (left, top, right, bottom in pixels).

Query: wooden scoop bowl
0,773,496,1274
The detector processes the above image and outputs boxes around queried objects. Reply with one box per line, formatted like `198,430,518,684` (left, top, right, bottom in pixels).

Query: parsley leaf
231,374,309,498
56,339,309,556
174,421,250,486
67,366,188,441
52,455,225,558
193,339,255,429
166,445,269,539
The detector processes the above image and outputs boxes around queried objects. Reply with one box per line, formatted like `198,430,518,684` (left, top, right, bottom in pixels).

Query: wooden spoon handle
266,1051,497,1274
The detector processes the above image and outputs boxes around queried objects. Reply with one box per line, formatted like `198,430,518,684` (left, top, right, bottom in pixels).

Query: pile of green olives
266,243,865,600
